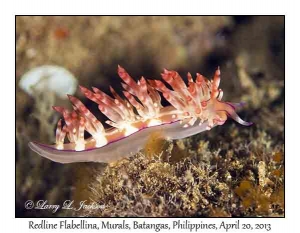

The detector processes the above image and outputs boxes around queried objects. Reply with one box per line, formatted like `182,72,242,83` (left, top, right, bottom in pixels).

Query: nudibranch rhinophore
29,66,252,163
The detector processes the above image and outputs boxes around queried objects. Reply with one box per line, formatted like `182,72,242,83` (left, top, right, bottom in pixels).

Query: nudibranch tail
28,65,252,163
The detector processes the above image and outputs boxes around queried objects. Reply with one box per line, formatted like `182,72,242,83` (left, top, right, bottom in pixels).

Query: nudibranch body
29,66,252,163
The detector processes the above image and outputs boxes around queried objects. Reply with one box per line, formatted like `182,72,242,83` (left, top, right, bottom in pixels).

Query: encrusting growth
28,65,252,163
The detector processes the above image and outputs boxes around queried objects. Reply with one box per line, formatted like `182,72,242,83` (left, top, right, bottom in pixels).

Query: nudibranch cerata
29,66,252,163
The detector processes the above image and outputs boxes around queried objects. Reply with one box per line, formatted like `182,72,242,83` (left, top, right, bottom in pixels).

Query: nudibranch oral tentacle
28,66,252,163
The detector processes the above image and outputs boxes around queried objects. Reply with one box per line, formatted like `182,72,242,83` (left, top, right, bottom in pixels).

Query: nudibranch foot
28,66,252,163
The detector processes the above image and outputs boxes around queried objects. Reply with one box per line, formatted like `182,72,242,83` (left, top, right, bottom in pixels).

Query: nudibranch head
150,67,252,129
29,66,252,163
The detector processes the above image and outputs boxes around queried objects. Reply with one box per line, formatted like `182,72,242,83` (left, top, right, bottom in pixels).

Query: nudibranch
29,66,252,163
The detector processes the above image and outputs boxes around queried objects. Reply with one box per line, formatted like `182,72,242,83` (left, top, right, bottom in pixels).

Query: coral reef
74,125,283,217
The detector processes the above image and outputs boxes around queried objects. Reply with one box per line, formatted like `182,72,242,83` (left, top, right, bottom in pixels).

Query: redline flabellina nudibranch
29,66,252,163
